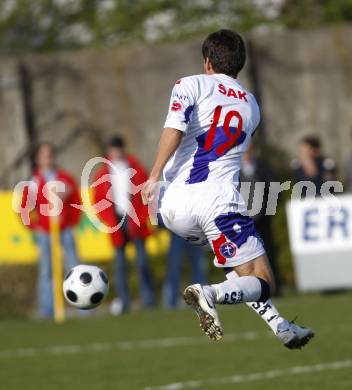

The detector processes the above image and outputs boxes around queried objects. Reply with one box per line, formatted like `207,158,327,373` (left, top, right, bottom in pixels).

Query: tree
1,0,352,53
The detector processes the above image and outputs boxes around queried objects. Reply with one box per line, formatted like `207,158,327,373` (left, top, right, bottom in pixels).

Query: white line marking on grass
0,331,270,360
144,360,352,390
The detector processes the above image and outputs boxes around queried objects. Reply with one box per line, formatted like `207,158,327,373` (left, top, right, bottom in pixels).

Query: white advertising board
286,195,352,291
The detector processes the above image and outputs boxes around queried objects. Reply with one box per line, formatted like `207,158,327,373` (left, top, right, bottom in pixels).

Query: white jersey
160,74,265,267
163,73,260,185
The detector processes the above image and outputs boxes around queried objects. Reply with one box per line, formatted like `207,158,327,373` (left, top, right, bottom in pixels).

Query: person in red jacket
93,136,155,314
21,143,81,318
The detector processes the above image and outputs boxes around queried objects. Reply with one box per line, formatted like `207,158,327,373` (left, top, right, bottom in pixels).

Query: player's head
35,142,56,171
106,135,126,162
202,29,246,78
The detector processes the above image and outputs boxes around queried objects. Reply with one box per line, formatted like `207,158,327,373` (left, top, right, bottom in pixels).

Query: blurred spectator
93,136,155,314
291,136,337,197
240,143,282,294
163,233,208,309
21,143,81,318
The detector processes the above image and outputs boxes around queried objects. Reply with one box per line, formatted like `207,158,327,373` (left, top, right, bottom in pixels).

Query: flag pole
49,191,65,324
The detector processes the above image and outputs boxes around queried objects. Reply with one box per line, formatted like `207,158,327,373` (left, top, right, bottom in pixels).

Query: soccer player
142,30,314,348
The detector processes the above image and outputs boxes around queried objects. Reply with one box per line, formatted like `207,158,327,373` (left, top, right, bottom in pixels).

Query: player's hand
141,177,158,205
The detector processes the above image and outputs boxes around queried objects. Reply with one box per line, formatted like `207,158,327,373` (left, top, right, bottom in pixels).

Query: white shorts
160,182,265,268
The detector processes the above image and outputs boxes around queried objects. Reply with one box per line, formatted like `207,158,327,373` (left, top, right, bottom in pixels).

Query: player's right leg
224,268,314,349
223,256,314,348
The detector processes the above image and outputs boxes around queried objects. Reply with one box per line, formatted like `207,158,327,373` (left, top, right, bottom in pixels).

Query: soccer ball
63,265,109,309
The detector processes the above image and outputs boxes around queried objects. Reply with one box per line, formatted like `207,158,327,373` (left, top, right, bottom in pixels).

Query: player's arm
141,127,183,204
142,77,197,204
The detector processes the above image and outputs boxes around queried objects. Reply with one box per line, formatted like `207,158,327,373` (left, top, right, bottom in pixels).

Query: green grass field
1,293,351,390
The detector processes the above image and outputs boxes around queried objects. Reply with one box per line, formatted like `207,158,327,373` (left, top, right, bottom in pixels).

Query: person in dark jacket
291,136,337,197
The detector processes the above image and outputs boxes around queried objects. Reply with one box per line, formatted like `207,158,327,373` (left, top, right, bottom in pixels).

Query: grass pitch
0,292,351,390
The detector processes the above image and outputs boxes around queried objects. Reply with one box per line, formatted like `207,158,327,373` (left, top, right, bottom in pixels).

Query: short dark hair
202,29,246,77
301,136,321,150
107,135,125,149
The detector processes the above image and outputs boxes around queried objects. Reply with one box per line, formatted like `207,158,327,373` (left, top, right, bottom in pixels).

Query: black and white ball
63,265,109,309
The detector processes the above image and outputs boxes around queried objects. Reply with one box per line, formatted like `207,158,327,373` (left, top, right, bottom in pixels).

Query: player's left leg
207,254,275,305
184,254,273,341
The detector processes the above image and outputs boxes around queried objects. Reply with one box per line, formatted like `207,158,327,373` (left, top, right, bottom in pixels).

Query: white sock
209,276,263,304
226,270,287,334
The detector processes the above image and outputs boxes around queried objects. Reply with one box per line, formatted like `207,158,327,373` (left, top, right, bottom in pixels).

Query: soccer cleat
276,320,314,350
183,284,223,341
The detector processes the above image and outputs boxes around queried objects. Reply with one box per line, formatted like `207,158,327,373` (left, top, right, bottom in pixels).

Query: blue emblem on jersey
219,242,237,258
